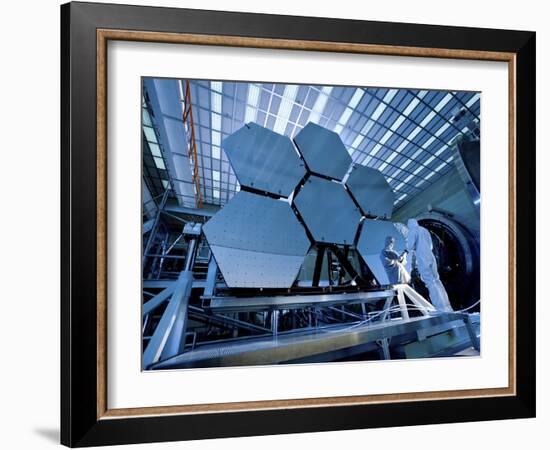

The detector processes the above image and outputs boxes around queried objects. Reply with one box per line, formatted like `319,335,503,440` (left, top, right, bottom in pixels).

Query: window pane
143,126,157,143
148,143,162,157
154,157,166,170
142,108,152,127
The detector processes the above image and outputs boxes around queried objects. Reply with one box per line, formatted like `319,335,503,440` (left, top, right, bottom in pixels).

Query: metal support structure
203,256,218,298
159,237,199,359
142,284,176,316
360,302,367,320
142,188,170,267
157,232,170,278
380,295,395,322
396,287,410,320
271,310,279,337
151,313,478,370
184,238,198,272
142,270,193,368
330,245,366,286
401,284,437,313
181,80,203,208
160,271,194,360
142,236,199,367
378,338,391,360
208,289,396,313
326,248,334,286
311,245,325,287
328,306,363,321
338,246,350,285
188,306,271,334
463,313,480,351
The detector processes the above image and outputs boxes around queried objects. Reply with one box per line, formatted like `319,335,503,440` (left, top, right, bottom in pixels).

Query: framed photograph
61,1,536,447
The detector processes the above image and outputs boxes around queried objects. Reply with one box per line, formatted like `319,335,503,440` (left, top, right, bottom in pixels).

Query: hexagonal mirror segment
346,165,395,219
293,175,361,245
293,122,352,181
356,218,407,285
222,123,306,197
203,191,311,288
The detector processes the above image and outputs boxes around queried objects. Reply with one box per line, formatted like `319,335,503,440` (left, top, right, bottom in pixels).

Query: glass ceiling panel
163,79,479,208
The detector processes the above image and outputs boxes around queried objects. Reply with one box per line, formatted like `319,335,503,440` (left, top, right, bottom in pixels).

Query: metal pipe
166,233,184,254
157,233,170,277
160,271,194,360
145,253,188,260
328,306,363,320
158,238,199,359
271,310,279,337
184,238,198,272
142,284,176,316
142,271,193,367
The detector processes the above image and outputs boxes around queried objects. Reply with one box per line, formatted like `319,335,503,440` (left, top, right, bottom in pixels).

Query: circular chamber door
416,213,480,312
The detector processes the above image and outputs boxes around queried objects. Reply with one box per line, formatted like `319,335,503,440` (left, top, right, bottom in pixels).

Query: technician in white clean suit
406,219,453,312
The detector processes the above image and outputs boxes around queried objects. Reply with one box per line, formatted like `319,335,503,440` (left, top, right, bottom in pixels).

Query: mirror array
203,122,402,288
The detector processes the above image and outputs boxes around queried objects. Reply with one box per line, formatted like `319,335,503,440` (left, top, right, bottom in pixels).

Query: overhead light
419,110,436,127
424,155,436,166
308,86,333,124
465,93,480,108
401,159,413,170
212,145,221,159
434,122,450,137
369,143,382,157
245,84,261,123
401,97,420,117
390,115,406,131
211,82,224,178
212,170,220,181
273,85,299,134
358,89,423,163
211,82,222,112
351,120,374,149
211,113,222,131
434,92,453,112
212,131,221,147
334,88,364,134
422,136,436,149
415,179,426,187
370,102,387,122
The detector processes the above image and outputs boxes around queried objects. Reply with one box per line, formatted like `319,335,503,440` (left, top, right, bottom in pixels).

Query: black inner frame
61,1,536,447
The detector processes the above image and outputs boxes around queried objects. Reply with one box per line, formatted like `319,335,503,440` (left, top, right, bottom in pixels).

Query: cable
319,303,434,334
456,299,481,313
